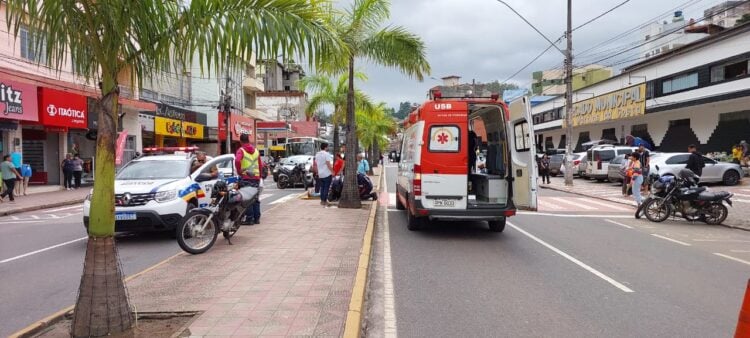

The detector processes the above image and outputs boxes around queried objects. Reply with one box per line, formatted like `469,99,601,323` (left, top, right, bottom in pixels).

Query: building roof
441,75,461,79
623,21,750,73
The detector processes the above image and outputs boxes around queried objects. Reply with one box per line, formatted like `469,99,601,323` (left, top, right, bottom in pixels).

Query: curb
343,168,383,338
540,184,750,232
0,198,86,217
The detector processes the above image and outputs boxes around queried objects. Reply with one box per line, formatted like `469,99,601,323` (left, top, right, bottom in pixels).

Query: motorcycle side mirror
655,165,660,171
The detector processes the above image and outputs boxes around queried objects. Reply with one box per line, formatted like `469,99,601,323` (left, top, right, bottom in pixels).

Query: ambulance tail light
413,164,422,196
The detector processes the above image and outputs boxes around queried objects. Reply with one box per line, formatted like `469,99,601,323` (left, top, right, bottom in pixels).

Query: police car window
429,125,460,152
117,160,189,180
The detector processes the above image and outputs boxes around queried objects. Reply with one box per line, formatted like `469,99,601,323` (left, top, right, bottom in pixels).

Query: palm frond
361,26,430,81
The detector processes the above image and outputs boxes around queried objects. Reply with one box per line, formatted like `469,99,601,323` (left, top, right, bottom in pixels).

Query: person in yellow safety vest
234,133,263,225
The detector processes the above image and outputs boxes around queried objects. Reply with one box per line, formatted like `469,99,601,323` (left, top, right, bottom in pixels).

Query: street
376,164,749,337
0,185,303,337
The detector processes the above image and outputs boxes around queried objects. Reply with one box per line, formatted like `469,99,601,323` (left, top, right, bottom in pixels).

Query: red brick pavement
125,194,375,337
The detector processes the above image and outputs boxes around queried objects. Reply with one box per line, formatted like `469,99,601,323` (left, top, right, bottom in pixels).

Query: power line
494,0,566,55
572,0,631,31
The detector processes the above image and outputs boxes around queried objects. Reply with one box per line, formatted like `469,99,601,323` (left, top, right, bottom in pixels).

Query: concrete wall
256,94,307,121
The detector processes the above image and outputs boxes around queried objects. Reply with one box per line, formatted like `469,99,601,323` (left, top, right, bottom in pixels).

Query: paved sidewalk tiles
542,177,750,231
125,192,375,337
0,188,88,216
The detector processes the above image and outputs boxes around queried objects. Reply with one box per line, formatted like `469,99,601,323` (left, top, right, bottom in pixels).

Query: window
665,154,690,165
662,72,698,94
20,26,46,63
284,85,291,91
429,125,460,152
711,59,749,82
513,122,530,152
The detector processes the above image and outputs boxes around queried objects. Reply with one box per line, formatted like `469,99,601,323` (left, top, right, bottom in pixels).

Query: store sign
0,80,38,121
138,113,154,132
182,121,204,139
218,112,255,140
154,116,182,137
38,87,87,128
569,84,646,127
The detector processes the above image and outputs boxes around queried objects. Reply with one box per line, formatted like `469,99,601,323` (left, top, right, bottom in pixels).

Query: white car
83,153,237,233
649,153,744,186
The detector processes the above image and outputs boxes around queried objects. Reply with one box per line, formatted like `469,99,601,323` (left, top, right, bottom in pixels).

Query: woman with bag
627,152,644,207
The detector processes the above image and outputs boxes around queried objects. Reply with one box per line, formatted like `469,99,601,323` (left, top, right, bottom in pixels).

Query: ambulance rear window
428,125,460,152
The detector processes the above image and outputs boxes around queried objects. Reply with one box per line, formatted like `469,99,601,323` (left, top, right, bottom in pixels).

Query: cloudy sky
330,0,716,109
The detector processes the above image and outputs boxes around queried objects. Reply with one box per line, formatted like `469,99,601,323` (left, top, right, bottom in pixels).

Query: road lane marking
43,205,83,213
517,212,632,218
508,222,634,293
550,197,597,210
270,194,297,205
0,220,45,225
389,193,396,207
30,215,39,219
0,237,87,264
651,234,691,246
692,239,750,243
583,199,631,211
382,168,397,338
714,253,750,266
537,200,564,211
604,219,633,229
730,250,750,253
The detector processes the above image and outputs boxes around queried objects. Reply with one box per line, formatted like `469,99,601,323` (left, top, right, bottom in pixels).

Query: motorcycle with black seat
177,177,259,254
640,167,733,225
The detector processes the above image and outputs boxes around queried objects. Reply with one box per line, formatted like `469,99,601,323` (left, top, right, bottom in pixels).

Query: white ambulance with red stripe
395,91,537,232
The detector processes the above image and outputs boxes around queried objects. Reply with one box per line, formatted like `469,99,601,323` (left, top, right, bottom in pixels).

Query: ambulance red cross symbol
437,133,449,144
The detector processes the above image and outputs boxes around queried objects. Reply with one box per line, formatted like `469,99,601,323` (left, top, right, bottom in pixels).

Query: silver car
649,153,743,186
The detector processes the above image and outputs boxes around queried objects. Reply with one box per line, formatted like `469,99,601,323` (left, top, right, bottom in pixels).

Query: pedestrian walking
61,153,75,190
72,154,84,189
686,144,705,179
539,154,551,184
235,133,263,225
17,163,31,196
0,155,21,203
627,152,644,207
620,155,632,196
314,142,334,206
637,144,650,192
357,153,370,175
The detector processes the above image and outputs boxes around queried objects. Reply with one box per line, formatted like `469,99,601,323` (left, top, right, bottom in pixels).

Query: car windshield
116,160,189,180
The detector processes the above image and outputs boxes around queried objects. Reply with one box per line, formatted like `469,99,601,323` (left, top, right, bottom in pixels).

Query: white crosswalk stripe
550,197,598,210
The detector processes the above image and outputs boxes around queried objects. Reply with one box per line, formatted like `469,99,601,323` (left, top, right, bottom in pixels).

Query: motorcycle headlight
155,190,178,203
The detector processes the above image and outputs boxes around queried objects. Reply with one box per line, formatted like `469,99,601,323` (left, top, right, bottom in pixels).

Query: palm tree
356,102,396,174
324,0,430,209
299,72,373,152
6,1,338,336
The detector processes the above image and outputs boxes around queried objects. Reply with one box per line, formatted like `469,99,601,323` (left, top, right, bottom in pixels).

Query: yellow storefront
154,116,205,146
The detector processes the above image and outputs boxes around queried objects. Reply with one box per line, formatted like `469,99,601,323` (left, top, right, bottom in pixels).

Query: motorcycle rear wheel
277,176,289,189
177,210,219,254
644,199,671,223
703,203,728,225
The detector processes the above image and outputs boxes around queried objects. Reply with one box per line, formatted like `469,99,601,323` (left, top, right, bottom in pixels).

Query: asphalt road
0,185,302,337
381,164,750,337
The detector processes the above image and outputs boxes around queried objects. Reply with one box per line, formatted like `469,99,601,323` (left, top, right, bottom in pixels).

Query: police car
83,147,237,233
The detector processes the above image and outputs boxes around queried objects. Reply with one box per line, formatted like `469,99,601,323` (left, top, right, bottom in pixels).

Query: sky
326,0,720,109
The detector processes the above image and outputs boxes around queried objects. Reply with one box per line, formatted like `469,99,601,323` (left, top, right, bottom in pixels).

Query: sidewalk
541,177,750,231
123,173,380,336
0,186,88,216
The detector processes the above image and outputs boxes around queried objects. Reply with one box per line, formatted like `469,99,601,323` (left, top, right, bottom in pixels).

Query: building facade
532,23,750,157
705,1,750,28
531,65,612,96
640,11,709,60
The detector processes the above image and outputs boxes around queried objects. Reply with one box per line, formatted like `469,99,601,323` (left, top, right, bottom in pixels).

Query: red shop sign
38,87,88,129
218,112,255,140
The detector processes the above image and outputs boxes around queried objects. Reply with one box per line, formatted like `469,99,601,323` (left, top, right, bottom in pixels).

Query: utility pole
563,0,574,187
223,57,232,155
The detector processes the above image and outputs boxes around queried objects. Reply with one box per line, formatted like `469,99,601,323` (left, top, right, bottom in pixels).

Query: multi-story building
256,60,307,121
704,1,750,28
531,22,750,156
531,65,612,95
640,11,710,59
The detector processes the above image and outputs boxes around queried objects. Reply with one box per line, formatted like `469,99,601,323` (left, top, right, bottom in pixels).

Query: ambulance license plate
115,212,137,221
433,199,455,207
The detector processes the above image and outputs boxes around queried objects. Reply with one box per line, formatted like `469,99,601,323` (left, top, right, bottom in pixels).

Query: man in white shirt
315,142,334,206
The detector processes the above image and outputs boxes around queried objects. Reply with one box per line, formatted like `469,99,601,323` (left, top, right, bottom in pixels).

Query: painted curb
343,169,383,338
0,198,86,217
540,184,750,231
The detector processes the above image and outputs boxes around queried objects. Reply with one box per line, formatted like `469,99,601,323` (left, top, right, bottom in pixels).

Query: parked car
607,154,627,183
649,153,743,186
558,153,584,177
586,145,637,181
577,152,588,177
548,154,565,176
272,155,313,182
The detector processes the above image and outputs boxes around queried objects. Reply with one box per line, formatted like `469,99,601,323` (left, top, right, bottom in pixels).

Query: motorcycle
176,179,259,254
327,173,378,202
641,167,733,225
276,163,311,189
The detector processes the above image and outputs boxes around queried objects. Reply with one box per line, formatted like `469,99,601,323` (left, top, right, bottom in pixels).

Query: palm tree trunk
339,57,361,209
71,85,132,337
332,122,340,156
371,142,379,175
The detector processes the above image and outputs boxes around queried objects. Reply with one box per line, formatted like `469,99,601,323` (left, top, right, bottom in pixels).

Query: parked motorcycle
641,167,733,225
176,179,259,254
276,163,311,189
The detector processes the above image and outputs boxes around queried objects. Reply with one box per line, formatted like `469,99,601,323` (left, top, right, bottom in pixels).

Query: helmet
213,180,228,192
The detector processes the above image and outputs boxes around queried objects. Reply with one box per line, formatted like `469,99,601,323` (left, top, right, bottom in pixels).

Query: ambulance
395,91,537,232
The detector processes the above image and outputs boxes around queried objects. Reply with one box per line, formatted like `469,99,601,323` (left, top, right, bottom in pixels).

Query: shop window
20,26,46,63
710,59,749,82
662,72,698,94
669,119,690,127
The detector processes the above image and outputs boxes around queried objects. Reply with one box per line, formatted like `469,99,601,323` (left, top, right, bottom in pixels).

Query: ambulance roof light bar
143,146,200,154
